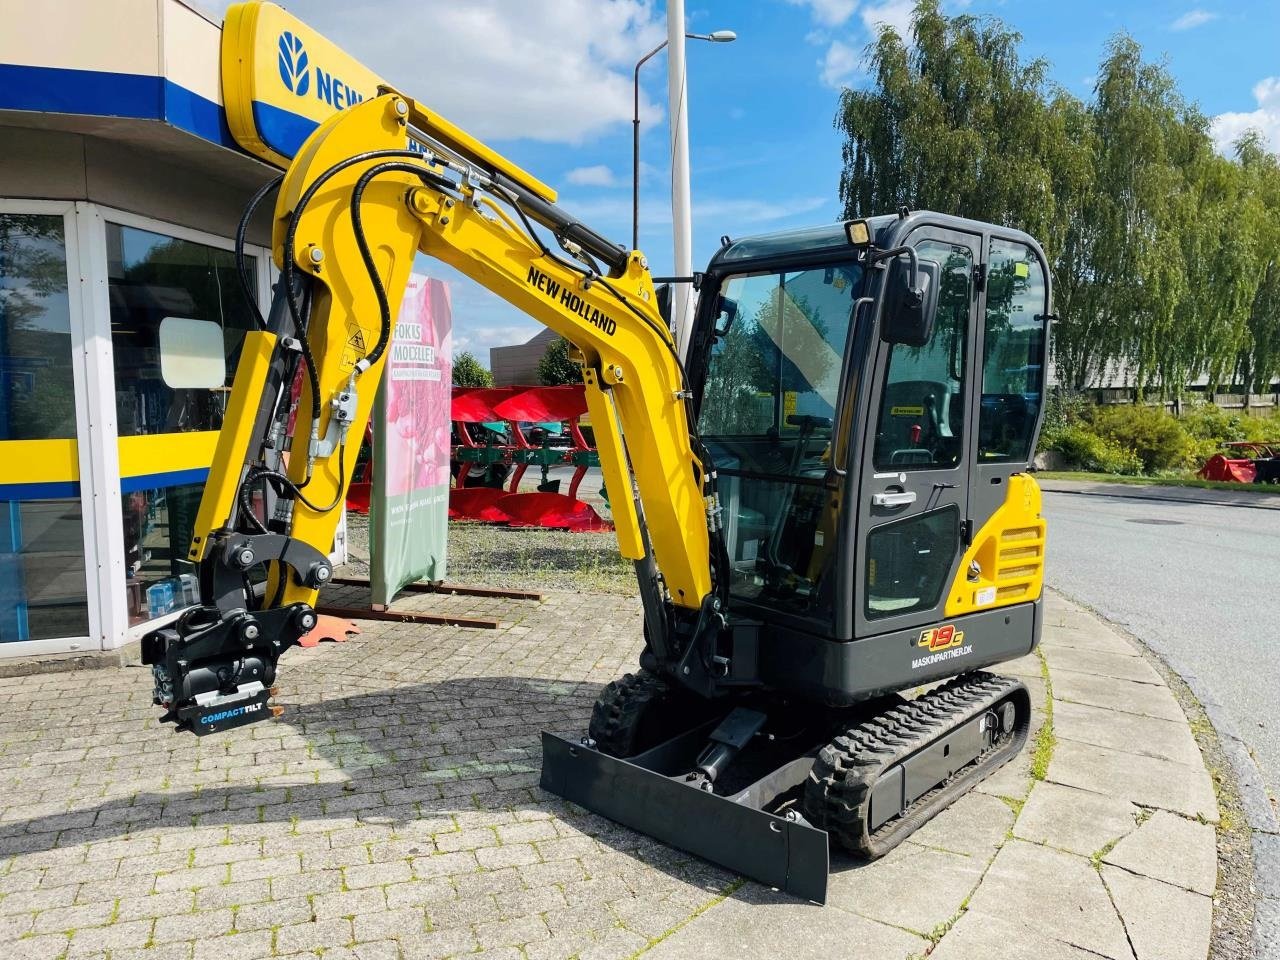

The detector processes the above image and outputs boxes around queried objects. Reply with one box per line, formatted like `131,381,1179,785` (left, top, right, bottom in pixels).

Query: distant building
490,328,559,386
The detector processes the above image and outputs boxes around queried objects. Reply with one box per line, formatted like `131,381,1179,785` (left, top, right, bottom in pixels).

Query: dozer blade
540,731,830,903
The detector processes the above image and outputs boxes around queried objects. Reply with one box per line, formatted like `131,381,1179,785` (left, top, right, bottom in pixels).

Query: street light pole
631,28,735,254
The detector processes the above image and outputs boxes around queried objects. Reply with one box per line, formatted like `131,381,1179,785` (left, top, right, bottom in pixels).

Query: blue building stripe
120,467,210,494
0,64,242,151
0,480,81,502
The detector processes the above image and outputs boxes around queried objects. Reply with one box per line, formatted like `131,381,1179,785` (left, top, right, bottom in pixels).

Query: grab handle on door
871,490,917,508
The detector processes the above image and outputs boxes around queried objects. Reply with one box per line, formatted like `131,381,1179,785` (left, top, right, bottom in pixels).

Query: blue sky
212,1,1280,359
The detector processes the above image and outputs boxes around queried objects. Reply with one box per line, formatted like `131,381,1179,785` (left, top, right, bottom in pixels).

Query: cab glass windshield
697,261,863,618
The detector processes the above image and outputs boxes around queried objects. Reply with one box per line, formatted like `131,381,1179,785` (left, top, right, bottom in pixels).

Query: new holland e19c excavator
141,84,1051,903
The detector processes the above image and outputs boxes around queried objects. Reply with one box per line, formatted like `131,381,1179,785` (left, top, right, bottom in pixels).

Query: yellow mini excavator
141,86,1051,902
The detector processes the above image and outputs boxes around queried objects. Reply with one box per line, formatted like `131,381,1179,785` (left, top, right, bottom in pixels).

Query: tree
537,338,582,385
452,351,493,387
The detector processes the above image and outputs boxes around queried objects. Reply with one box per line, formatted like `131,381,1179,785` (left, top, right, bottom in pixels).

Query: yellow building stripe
0,439,80,484
117,431,220,479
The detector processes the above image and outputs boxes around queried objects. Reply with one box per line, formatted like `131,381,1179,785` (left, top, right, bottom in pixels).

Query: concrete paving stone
972,740,1034,799
472,914,553,949
235,894,314,930
190,929,273,960
64,917,153,953
1257,896,1279,959
642,882,926,960
829,843,985,935
1053,699,1203,767
152,907,234,944
1013,781,1139,857
193,878,269,911
0,882,79,914
1042,625,1139,657
31,898,116,934
962,839,1132,960
930,907,1120,960
1257,834,1280,899
383,877,456,910
270,869,347,902
901,789,1014,859
344,859,411,889
5,932,71,960
275,916,353,953
996,653,1043,680
1051,670,1184,723
113,942,196,960
1102,866,1211,960
350,941,400,960
577,925,649,960
350,906,427,942
1044,644,1162,685
1047,739,1217,822
425,893,500,929
388,925,482,958
1102,810,1217,895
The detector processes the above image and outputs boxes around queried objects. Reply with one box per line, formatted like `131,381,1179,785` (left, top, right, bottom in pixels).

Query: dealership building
0,0,396,661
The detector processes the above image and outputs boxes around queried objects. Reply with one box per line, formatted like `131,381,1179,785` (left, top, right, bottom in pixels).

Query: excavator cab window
697,260,863,617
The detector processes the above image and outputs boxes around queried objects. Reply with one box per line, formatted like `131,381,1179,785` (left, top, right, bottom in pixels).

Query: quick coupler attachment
141,602,314,735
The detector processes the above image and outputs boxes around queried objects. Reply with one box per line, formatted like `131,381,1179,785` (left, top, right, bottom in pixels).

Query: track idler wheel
802,671,1030,859
588,671,714,758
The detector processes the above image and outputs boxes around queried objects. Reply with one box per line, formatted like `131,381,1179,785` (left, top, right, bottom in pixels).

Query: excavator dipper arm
141,92,718,734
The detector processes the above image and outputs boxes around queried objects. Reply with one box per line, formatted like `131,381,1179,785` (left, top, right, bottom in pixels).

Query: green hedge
1038,396,1280,476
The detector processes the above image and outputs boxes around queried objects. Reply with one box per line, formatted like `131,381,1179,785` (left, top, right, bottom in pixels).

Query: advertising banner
369,275,452,606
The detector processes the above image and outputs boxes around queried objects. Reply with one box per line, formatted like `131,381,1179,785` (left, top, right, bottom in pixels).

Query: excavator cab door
853,225,982,640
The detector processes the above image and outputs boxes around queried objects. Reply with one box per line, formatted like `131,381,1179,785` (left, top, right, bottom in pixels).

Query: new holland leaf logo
277,32,310,96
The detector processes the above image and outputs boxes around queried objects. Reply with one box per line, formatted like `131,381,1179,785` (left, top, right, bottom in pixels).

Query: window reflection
0,213,89,643
0,499,89,642
0,215,77,441
106,223,256,436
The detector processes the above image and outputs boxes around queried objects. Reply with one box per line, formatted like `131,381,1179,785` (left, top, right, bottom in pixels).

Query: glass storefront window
1,215,77,441
108,222,260,624
106,223,257,436
122,483,204,626
0,212,90,642
1,499,90,641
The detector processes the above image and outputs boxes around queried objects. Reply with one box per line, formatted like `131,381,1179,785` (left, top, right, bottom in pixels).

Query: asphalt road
1043,490,1280,804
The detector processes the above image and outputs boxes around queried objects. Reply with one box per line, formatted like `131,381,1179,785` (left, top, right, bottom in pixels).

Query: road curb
1039,479,1280,512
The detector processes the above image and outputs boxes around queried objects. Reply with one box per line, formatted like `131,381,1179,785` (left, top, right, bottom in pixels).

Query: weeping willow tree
834,0,1280,398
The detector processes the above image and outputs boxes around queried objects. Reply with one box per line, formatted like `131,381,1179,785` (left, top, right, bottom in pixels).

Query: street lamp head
684,29,737,43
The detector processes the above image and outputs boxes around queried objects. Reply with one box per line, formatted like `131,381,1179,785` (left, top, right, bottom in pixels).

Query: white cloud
1210,76,1280,155
783,0,860,28
1170,9,1217,31
820,39,863,89
861,0,915,39
564,165,618,187
208,0,666,144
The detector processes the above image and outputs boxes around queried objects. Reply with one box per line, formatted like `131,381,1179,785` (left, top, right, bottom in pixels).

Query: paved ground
0,586,1223,959
1044,486,1280,957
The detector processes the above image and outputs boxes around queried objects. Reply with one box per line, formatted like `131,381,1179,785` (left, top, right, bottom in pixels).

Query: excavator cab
543,213,1052,902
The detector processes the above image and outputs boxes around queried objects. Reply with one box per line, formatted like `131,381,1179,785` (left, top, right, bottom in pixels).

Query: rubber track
588,671,670,758
802,671,1031,859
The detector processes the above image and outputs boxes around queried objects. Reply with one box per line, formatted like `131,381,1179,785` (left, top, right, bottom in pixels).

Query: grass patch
1037,470,1275,494
1030,649,1056,781
997,795,1025,818
1090,836,1121,869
